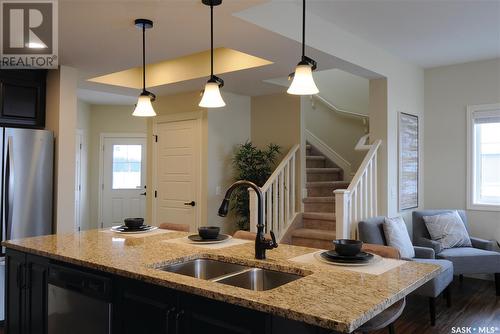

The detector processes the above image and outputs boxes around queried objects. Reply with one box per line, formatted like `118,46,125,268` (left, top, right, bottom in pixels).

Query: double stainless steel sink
158,258,305,291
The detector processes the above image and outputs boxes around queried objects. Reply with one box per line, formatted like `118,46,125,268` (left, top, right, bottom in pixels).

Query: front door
154,120,200,231
101,136,147,227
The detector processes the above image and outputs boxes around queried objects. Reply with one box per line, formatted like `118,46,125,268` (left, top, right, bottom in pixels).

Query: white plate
313,251,382,267
110,225,158,234
186,235,232,244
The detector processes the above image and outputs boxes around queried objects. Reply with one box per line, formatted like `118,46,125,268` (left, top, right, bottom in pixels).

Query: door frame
75,129,84,232
98,132,148,228
152,112,204,230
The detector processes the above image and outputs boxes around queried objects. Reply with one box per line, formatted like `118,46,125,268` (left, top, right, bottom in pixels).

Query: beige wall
251,93,303,209
303,97,367,172
424,58,500,242
87,105,147,228
45,66,78,233
207,92,251,233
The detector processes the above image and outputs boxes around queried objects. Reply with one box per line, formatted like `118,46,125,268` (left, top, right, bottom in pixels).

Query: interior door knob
184,201,196,207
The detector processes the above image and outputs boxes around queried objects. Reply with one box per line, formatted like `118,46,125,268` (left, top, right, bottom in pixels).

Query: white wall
76,100,91,230
207,92,251,233
236,3,425,230
45,66,78,233
424,58,500,242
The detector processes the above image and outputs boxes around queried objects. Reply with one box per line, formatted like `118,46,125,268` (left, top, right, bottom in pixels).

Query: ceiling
306,0,500,69
61,0,500,104
60,0,350,104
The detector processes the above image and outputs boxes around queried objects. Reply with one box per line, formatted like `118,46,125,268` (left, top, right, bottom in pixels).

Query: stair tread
303,196,335,203
306,168,341,173
306,156,325,160
303,212,335,221
292,228,336,240
306,181,350,187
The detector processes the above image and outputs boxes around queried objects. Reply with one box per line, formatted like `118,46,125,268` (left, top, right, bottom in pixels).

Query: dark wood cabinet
6,250,328,334
178,293,269,334
0,70,47,128
5,249,49,334
113,279,177,334
5,249,25,334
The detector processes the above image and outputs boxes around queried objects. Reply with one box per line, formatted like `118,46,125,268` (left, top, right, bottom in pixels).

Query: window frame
467,103,500,211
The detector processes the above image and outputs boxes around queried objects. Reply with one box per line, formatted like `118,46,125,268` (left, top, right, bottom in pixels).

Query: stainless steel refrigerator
0,127,54,321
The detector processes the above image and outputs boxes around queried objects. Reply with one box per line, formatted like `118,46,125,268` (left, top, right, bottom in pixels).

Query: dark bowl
124,218,145,229
333,239,363,257
198,226,220,239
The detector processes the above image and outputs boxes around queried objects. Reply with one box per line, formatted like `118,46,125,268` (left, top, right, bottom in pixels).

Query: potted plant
231,142,280,230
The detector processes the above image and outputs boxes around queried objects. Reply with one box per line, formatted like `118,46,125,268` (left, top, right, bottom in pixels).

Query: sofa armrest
415,237,443,254
413,246,435,259
470,237,494,251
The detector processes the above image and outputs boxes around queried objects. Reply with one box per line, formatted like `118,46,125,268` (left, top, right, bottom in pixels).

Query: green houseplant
231,142,281,230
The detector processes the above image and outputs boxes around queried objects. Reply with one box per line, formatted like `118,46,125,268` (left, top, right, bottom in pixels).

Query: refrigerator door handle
5,137,14,241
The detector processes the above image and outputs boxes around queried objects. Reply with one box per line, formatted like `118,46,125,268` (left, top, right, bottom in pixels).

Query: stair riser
303,219,336,230
307,187,335,197
292,237,334,250
304,202,334,212
307,173,342,182
306,159,325,168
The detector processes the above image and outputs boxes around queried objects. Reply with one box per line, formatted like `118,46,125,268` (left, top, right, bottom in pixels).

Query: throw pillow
383,216,415,259
423,211,471,249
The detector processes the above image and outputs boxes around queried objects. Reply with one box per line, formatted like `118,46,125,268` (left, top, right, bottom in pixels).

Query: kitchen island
3,229,440,333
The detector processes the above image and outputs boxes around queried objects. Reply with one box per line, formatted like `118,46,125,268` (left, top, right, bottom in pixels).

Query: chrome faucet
218,180,278,260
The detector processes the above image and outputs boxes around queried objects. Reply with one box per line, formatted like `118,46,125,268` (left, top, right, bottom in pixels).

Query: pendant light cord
210,4,214,77
142,23,146,92
302,0,305,59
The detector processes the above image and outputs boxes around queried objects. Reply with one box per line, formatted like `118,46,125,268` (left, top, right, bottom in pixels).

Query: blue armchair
412,210,500,296
359,216,454,326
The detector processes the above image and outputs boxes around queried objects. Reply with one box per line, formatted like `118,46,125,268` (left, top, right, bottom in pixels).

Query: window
112,144,142,189
467,104,500,210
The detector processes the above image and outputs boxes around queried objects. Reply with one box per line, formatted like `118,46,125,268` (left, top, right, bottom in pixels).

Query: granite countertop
3,229,440,333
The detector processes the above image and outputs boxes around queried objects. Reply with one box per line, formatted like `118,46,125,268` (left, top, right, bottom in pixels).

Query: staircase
290,144,349,249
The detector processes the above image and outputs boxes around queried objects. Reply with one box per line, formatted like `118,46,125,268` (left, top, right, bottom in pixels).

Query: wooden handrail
311,95,369,120
335,138,382,239
346,139,381,193
248,144,300,240
261,144,300,192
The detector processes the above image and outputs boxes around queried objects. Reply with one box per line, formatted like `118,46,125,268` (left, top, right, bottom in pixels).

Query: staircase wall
302,97,367,173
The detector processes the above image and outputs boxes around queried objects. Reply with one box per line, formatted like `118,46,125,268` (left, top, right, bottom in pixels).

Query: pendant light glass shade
287,63,319,95
199,0,226,109
199,81,226,108
133,93,156,117
288,0,319,96
133,18,156,117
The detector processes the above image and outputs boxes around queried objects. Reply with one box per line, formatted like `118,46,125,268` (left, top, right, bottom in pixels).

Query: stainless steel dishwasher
47,264,112,334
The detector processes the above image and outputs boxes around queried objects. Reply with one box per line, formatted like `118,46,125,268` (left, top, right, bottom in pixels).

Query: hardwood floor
0,278,497,334
374,277,500,334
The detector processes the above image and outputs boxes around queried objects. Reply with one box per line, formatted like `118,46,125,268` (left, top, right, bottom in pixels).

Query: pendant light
287,0,319,96
199,0,226,108
133,18,156,117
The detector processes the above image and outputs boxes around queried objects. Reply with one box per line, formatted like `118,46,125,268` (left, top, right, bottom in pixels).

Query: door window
112,144,142,190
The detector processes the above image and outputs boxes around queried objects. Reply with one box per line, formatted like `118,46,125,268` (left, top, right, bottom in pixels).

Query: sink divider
210,268,256,283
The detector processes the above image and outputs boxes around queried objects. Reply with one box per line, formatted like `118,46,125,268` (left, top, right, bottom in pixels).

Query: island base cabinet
5,249,49,334
113,279,178,334
177,293,271,334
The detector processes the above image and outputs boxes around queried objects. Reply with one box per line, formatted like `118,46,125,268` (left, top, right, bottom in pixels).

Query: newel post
248,188,258,233
334,189,350,239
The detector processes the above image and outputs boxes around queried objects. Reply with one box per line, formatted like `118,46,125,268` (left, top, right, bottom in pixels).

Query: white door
101,136,147,227
154,120,200,231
